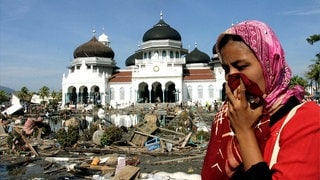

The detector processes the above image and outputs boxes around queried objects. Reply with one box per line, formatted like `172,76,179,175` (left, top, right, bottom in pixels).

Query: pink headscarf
216,20,304,111
201,20,305,179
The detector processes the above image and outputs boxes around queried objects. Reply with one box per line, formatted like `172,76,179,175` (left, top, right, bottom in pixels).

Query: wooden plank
130,133,148,146
112,165,140,180
180,132,192,148
136,119,157,134
0,124,6,134
133,131,179,145
150,154,205,165
158,127,185,136
43,167,65,174
13,127,40,157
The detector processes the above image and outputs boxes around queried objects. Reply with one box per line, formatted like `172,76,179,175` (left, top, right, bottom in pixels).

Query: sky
0,0,319,92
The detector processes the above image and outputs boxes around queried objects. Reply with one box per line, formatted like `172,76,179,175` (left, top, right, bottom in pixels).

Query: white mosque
62,13,225,109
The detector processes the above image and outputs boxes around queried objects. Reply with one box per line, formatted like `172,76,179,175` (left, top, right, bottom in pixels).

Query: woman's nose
228,67,240,75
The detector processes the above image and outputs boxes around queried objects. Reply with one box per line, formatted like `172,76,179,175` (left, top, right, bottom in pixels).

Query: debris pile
0,103,213,179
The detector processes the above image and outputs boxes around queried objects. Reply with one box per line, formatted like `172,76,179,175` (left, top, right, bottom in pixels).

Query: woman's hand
226,78,263,134
226,78,265,170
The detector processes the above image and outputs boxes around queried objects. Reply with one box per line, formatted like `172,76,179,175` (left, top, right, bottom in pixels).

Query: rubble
0,103,214,179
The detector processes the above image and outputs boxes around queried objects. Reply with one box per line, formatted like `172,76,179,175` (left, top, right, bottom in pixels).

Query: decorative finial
195,42,198,48
93,28,96,36
160,11,163,20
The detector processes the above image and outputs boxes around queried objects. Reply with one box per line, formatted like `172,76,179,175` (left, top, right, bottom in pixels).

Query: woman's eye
237,65,248,71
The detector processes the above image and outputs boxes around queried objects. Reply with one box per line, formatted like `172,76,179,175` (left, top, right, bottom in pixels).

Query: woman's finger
225,81,236,104
239,79,248,106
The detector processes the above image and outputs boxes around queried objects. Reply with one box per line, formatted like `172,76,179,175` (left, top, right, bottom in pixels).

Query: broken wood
130,114,159,146
158,127,185,136
181,132,192,148
112,165,140,180
150,154,205,165
43,166,65,174
13,127,40,157
43,162,53,170
133,130,179,145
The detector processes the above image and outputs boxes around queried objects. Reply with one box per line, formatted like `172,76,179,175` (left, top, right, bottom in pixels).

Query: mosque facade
62,14,225,108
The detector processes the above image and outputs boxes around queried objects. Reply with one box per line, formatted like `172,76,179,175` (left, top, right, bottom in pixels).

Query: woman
202,20,320,179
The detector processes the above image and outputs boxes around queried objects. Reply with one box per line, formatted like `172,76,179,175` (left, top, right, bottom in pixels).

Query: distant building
62,13,225,108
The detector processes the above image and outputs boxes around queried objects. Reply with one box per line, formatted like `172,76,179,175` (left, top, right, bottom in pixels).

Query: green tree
39,86,50,104
306,34,320,45
305,34,320,93
49,90,62,110
306,59,320,91
0,90,10,103
17,86,32,103
57,90,62,102
290,75,308,88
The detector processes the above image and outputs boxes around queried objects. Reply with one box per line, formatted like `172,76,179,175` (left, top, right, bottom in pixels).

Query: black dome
143,19,181,42
73,36,115,59
125,51,143,66
186,47,210,64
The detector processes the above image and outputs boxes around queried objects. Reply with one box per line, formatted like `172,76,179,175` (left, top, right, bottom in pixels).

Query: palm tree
39,86,50,104
17,86,32,103
290,75,308,89
306,59,320,92
0,90,10,103
306,34,320,94
306,34,320,45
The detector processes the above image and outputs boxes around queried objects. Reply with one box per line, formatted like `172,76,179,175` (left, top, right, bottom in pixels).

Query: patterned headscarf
216,20,304,112
202,20,304,180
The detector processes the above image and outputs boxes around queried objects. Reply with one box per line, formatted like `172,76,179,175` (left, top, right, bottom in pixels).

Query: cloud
282,6,320,16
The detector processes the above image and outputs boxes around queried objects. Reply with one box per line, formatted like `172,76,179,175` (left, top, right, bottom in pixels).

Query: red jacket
264,101,320,179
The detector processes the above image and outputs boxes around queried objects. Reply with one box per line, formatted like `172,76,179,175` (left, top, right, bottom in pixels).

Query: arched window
198,85,203,99
170,51,174,58
120,87,125,100
175,52,179,58
209,85,214,98
148,52,151,59
162,50,166,57
143,53,147,59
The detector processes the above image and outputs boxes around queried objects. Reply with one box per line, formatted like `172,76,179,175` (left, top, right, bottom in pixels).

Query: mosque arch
175,51,179,58
162,50,166,57
170,51,174,58
138,82,149,103
91,85,101,104
67,86,77,105
79,86,89,104
165,81,176,103
151,81,163,103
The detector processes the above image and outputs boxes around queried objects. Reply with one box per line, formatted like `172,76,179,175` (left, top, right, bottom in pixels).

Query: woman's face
220,40,266,94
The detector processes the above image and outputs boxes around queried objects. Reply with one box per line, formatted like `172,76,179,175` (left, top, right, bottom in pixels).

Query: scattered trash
0,102,214,179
